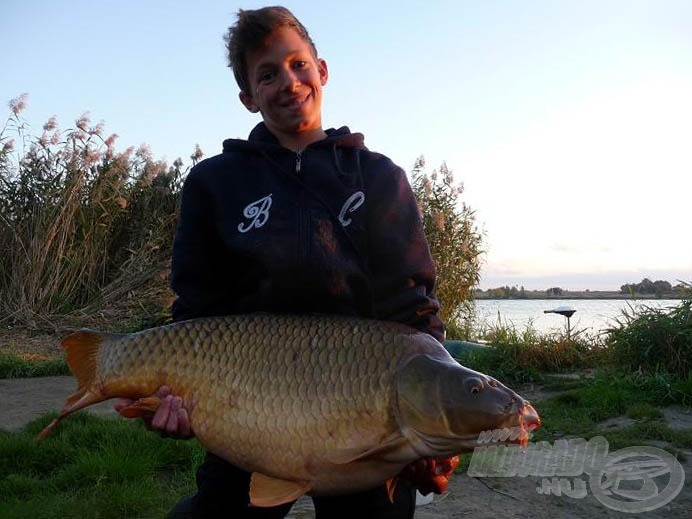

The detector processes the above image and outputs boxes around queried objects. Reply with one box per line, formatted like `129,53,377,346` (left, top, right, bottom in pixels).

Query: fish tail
63,330,104,396
37,330,121,440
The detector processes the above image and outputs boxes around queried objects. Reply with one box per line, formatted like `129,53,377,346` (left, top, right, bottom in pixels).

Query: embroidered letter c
338,191,365,227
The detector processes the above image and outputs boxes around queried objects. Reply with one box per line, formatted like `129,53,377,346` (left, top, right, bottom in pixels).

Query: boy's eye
258,70,275,83
293,60,307,69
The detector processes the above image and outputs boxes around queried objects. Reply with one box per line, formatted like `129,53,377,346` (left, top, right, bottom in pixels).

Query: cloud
549,242,613,254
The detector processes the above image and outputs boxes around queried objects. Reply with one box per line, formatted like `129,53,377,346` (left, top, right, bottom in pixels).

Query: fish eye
465,377,484,395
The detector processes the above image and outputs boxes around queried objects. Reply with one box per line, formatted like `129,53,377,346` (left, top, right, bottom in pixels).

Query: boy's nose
279,68,300,90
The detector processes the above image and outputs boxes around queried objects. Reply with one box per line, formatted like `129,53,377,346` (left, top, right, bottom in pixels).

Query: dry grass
0,328,62,360
0,95,198,332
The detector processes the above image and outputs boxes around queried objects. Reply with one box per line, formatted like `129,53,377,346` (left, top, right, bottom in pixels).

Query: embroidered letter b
238,194,272,233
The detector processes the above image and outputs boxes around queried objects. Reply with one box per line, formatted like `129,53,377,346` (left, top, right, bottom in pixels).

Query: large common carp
39,313,540,506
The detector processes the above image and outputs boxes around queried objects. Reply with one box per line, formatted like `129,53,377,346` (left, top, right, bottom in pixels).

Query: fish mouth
520,402,541,430
415,402,541,454
469,401,541,448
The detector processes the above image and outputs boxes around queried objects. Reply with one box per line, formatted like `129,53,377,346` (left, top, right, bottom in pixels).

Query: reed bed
0,95,198,331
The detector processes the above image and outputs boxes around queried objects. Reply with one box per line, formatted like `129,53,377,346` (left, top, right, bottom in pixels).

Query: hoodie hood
222,122,366,154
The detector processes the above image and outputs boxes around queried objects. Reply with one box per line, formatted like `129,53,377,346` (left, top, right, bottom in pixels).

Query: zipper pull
295,151,302,174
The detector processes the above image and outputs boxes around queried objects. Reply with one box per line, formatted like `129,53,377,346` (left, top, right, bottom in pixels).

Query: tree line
620,278,686,296
477,279,689,300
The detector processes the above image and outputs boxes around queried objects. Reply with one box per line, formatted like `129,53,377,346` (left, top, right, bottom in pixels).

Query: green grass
0,413,203,518
457,370,692,472
529,372,692,451
0,352,69,378
456,329,603,384
625,402,663,420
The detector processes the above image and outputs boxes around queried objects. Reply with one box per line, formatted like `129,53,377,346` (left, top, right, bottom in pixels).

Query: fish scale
38,312,540,506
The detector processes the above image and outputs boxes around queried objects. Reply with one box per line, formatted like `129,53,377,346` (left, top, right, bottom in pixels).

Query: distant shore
475,290,685,300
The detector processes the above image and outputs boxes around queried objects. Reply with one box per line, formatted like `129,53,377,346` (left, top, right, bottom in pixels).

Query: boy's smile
240,27,328,150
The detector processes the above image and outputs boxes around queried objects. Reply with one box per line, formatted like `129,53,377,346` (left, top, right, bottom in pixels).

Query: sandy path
0,375,117,431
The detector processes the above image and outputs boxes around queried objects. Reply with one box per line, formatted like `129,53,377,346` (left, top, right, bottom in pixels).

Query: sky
2,0,691,290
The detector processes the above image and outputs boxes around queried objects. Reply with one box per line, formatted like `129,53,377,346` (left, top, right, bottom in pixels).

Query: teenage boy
132,6,450,518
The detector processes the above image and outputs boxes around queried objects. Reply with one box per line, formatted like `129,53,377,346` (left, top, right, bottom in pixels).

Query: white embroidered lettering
238,194,273,233
338,191,365,227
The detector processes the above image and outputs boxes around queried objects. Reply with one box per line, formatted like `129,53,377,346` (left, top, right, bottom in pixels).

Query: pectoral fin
326,434,409,465
249,473,311,507
385,476,399,503
117,396,162,418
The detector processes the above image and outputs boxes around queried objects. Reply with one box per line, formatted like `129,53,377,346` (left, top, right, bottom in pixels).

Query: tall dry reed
0,95,199,330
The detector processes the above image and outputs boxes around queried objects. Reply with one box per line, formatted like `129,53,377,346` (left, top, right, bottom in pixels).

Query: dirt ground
2,331,691,517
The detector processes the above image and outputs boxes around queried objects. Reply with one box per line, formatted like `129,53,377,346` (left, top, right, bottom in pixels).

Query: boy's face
240,27,328,142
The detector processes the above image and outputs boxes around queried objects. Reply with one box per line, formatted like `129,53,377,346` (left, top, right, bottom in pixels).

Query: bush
410,157,483,330
605,296,692,379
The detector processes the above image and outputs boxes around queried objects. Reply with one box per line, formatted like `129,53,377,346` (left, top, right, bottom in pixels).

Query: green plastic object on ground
444,340,488,360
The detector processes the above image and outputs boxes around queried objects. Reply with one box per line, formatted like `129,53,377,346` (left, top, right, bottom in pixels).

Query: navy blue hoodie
171,122,444,342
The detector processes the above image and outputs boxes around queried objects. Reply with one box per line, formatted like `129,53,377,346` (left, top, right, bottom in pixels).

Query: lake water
472,299,681,336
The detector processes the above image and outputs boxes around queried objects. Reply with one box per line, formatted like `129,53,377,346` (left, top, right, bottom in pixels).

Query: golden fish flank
39,313,540,506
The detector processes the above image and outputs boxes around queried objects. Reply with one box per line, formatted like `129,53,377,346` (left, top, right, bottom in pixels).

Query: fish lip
476,402,541,447
519,402,541,429
508,403,541,446
504,399,541,425
508,423,539,446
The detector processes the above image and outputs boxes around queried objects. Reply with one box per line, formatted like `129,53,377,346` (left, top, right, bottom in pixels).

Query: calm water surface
473,299,681,336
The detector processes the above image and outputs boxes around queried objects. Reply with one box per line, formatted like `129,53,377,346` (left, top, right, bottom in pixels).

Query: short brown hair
224,6,318,94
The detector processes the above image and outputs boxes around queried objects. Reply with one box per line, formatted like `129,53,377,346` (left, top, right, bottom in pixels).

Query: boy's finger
165,396,182,432
113,398,134,412
177,408,192,437
156,385,172,398
151,395,173,430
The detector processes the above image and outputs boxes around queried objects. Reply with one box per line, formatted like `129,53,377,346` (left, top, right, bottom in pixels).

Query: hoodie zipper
295,150,303,174
294,149,307,265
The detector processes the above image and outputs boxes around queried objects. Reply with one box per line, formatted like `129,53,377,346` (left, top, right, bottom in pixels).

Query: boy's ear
239,91,260,113
318,58,328,86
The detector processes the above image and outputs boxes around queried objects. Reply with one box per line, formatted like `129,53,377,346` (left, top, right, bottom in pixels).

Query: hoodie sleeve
170,165,229,322
365,159,445,343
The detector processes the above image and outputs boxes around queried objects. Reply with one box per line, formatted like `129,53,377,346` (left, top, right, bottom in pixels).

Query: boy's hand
114,386,195,439
400,456,460,495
